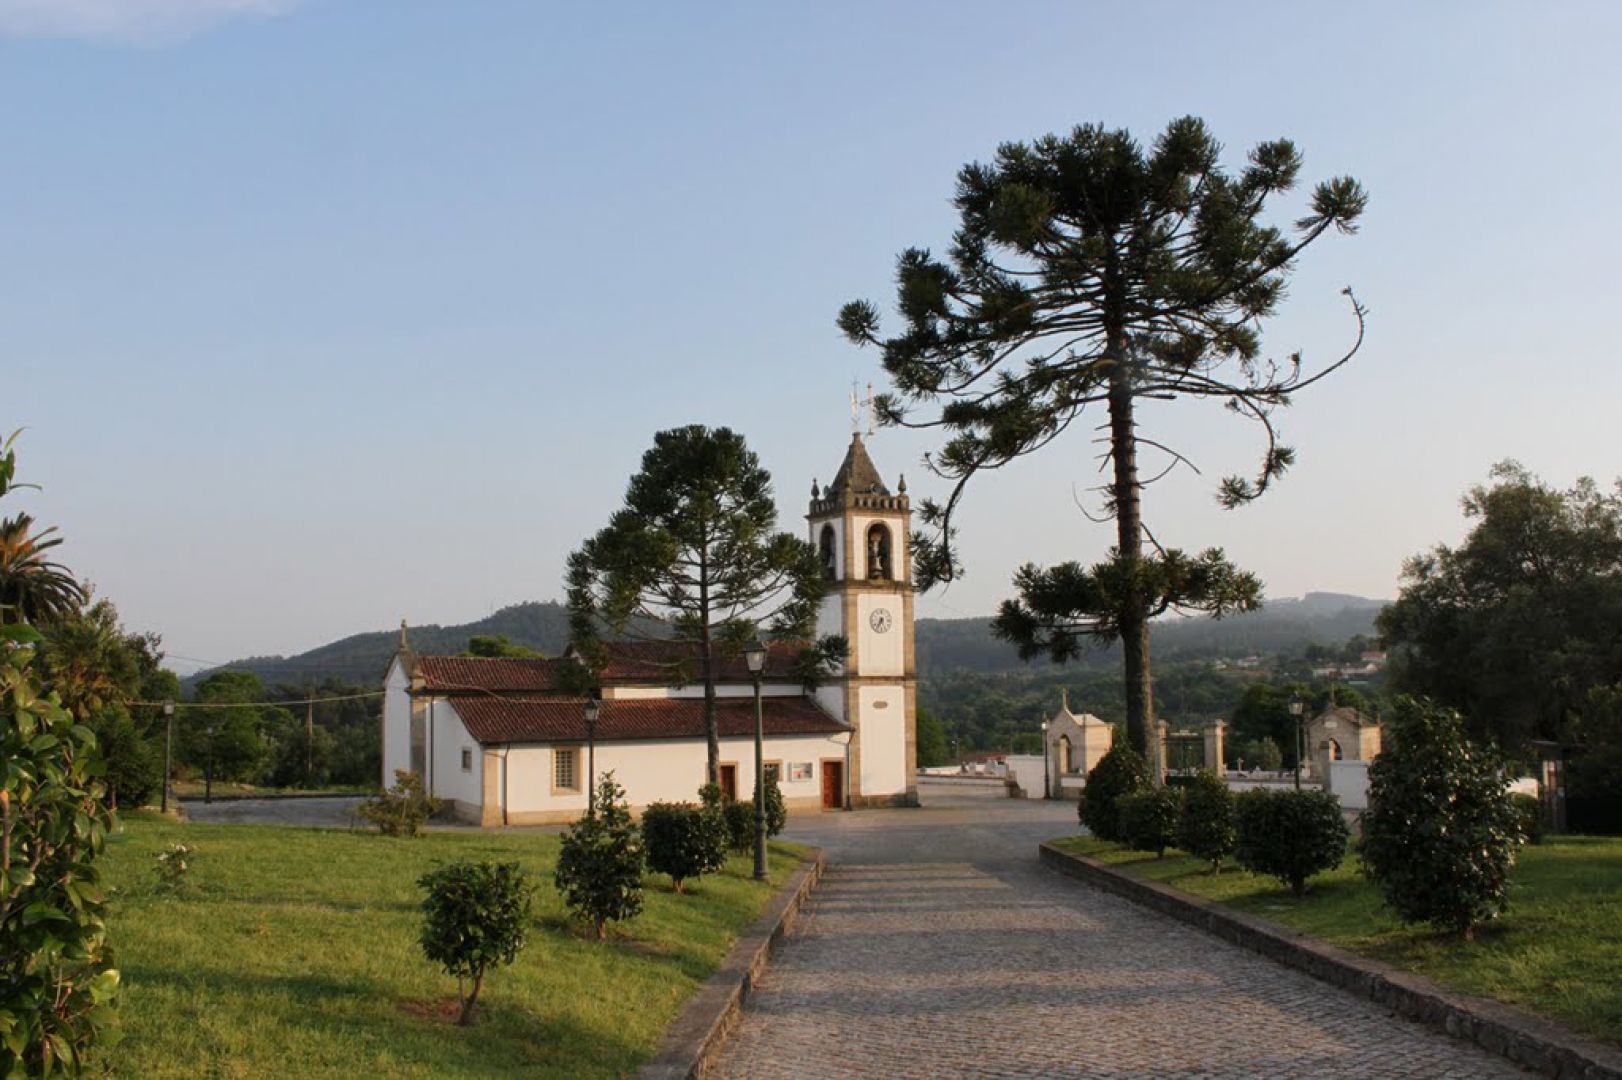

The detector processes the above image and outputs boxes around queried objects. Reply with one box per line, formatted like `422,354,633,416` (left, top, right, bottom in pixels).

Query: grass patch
96,813,807,1077
1050,833,1622,1045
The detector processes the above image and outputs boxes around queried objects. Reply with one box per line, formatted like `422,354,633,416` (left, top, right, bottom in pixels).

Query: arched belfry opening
819,524,837,581
866,523,892,581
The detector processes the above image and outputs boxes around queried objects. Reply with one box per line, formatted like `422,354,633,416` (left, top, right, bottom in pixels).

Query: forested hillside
189,592,1382,697
185,602,574,688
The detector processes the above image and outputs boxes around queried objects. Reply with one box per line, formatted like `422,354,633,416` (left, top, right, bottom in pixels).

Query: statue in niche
819,525,837,581
867,524,891,580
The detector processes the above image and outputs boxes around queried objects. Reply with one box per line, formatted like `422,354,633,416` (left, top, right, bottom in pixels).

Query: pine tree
567,425,844,783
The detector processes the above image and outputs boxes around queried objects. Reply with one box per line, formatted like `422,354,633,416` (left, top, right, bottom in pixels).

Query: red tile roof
417,655,567,693
447,694,848,745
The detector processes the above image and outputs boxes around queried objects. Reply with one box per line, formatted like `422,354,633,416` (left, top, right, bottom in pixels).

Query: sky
5,1,1621,670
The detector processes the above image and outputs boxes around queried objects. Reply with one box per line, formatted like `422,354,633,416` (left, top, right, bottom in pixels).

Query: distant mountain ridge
186,591,1387,690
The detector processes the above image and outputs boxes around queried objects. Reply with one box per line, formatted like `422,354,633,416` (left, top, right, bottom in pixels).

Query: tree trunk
1107,343,1156,767
458,969,484,1026
699,548,719,786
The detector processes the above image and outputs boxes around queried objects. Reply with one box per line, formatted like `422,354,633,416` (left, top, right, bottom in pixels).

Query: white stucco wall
429,700,483,809
857,684,907,796
381,658,411,786
1006,754,1046,798
1325,759,1370,811
497,732,848,819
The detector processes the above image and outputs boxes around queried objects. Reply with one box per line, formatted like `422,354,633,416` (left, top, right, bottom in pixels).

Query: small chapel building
379,432,919,825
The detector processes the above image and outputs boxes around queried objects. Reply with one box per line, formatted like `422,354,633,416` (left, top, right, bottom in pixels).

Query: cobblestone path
715,782,1524,1078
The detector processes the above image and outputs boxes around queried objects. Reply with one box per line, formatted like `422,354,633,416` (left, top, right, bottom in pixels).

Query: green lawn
96,813,807,1078
1051,833,1622,1045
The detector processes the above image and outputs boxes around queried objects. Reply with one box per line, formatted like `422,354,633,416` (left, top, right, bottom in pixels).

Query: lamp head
744,638,767,675
583,692,600,725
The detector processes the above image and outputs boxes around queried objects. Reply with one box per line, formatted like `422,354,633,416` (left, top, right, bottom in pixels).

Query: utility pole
306,698,315,785
161,700,175,814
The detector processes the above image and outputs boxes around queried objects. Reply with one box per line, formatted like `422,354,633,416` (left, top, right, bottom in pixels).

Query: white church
380,433,919,825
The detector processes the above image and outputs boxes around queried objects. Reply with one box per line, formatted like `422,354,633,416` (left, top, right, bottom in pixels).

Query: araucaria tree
568,425,842,783
839,118,1366,758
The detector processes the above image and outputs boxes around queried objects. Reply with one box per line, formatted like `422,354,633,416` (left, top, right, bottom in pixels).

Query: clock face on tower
869,607,893,634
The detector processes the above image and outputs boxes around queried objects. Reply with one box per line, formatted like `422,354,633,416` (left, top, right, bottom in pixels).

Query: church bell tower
807,433,918,807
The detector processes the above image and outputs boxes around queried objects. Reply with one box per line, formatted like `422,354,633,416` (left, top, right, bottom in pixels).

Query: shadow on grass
121,965,648,1075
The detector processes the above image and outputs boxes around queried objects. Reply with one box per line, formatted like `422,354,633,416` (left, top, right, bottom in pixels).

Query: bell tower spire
807,427,917,807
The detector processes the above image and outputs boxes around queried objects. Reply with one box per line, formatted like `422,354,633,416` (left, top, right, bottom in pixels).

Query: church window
819,524,837,581
554,748,580,793
460,747,473,772
764,761,782,784
866,523,892,580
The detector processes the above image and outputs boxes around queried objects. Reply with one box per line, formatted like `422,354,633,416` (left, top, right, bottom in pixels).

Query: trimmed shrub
1079,743,1151,842
1510,792,1544,845
723,799,756,853
418,861,535,1025
1118,787,1182,857
1178,771,1238,873
555,773,645,939
641,801,726,893
1361,698,1522,937
763,774,787,837
1234,788,1348,896
357,769,441,837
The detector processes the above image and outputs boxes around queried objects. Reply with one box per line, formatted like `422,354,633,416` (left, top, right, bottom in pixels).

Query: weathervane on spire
849,380,876,438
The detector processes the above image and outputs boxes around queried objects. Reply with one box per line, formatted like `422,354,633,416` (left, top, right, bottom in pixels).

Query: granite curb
638,848,826,1080
1039,841,1622,1080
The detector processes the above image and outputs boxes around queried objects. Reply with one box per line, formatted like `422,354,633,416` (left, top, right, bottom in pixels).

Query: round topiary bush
1510,792,1544,846
1177,770,1238,873
1079,743,1151,842
722,799,756,853
1234,788,1348,896
1118,787,1182,857
1361,697,1523,937
641,801,727,893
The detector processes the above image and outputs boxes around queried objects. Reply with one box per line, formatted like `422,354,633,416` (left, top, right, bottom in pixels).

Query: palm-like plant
0,431,85,626
0,514,83,626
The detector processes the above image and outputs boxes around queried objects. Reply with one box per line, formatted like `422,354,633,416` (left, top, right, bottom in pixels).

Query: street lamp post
161,700,175,815
745,639,768,881
1290,693,1306,790
1041,718,1051,799
584,692,600,815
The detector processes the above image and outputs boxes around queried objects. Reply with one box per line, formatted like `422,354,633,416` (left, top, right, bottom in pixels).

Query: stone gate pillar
1154,720,1170,783
1203,720,1226,774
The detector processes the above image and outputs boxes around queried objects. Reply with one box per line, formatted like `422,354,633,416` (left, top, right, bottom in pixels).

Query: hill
915,592,1386,675
186,602,574,689
186,592,1386,690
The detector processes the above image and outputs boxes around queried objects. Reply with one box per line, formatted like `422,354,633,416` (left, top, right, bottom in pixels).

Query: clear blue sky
5,1,1620,668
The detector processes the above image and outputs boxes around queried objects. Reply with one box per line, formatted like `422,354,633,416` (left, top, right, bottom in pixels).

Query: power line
131,691,385,709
